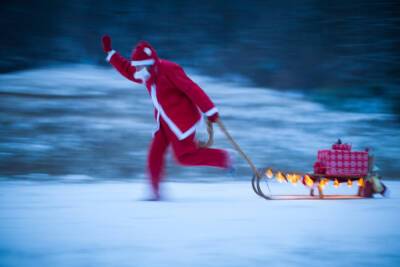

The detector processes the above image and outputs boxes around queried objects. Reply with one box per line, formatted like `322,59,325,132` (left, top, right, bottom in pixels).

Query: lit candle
276,172,286,183
347,179,353,187
333,178,340,188
265,168,273,179
304,175,314,187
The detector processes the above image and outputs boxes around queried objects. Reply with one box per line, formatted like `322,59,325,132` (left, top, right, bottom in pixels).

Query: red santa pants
147,120,229,193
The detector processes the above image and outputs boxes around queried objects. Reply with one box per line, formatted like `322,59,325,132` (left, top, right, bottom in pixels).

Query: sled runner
261,195,366,200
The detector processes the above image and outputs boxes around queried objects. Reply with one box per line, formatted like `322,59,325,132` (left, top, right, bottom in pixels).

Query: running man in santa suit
101,35,231,200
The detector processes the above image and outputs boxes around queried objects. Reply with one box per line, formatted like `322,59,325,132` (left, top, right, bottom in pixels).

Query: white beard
134,67,151,84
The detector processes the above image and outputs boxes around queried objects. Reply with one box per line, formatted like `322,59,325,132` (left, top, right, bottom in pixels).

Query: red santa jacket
106,50,218,140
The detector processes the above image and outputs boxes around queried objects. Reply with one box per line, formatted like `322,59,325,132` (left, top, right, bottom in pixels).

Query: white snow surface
0,180,399,267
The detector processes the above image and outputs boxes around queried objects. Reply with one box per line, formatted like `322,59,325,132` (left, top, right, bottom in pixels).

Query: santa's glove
207,112,219,123
101,35,112,53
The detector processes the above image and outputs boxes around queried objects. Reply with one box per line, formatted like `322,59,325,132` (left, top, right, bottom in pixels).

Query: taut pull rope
201,118,271,198
216,119,271,196
215,119,259,177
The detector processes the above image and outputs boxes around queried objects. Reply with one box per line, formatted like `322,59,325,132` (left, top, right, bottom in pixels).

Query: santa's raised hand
101,35,112,53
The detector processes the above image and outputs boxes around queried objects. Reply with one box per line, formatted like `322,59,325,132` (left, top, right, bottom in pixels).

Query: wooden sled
214,119,377,201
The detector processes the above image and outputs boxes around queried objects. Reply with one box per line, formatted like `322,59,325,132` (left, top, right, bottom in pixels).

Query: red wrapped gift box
316,149,368,176
332,143,352,151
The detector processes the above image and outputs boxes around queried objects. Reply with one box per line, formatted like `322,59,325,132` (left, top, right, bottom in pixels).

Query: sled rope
215,119,271,196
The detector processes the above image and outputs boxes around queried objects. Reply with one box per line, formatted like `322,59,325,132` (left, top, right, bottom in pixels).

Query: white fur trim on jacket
106,50,116,62
131,59,155,66
151,85,199,140
204,107,218,117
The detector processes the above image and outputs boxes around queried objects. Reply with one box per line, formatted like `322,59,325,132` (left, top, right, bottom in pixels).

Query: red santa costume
102,36,230,199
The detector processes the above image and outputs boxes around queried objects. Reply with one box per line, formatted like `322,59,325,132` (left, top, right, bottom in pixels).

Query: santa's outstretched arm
102,35,140,83
169,65,219,122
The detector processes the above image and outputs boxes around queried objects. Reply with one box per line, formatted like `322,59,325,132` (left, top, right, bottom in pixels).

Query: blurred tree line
1,0,399,114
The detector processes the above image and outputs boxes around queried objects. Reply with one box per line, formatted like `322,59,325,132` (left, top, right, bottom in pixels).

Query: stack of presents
310,139,387,197
314,142,368,178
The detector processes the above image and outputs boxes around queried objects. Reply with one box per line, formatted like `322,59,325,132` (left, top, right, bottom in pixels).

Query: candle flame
347,179,353,187
293,174,301,183
304,175,314,187
276,172,286,183
333,178,340,188
265,168,274,179
358,178,364,187
287,173,299,185
319,178,329,189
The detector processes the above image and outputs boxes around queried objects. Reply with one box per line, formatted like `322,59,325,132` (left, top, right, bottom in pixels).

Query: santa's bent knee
176,153,194,166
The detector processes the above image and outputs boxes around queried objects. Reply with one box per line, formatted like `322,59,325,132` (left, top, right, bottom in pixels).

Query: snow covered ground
0,180,399,267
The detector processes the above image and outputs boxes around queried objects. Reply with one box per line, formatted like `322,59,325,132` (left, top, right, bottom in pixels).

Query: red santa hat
131,41,158,66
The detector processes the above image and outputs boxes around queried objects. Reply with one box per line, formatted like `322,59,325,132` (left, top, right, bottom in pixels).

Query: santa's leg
177,147,229,168
171,133,229,169
147,130,170,198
